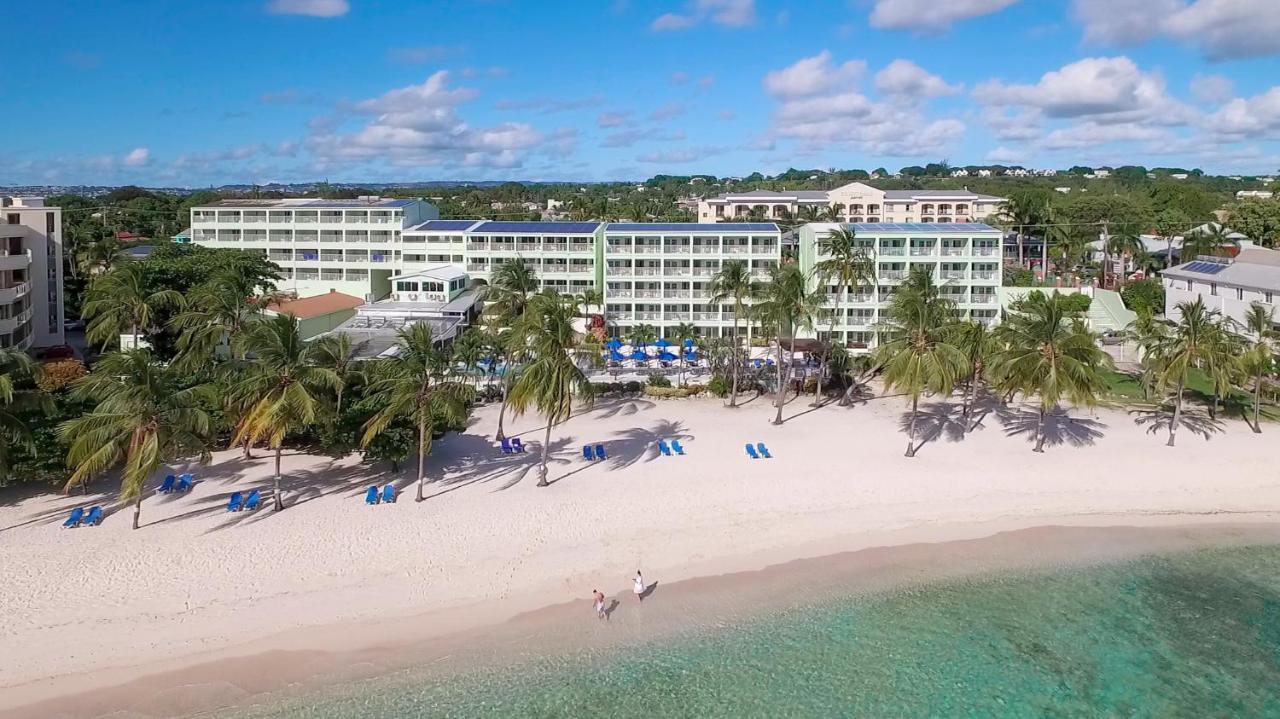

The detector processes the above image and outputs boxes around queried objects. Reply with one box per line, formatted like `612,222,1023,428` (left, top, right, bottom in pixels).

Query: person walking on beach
593,589,607,620
633,571,646,602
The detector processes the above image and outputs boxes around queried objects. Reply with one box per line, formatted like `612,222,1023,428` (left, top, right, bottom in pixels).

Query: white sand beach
2,388,1279,711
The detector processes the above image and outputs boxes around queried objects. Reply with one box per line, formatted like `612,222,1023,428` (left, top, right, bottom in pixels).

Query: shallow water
228,545,1280,717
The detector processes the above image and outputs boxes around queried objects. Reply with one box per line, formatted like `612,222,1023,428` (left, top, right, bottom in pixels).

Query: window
1210,283,1217,296
1267,292,1274,304
1237,288,1244,300
46,213,55,234
6,214,17,225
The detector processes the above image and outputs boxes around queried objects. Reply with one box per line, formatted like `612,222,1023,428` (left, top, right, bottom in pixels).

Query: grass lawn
1102,368,1280,423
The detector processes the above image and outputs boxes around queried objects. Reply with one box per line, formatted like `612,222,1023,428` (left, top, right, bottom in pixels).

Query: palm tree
59,350,215,529
873,266,965,456
228,314,339,510
814,227,875,406
628,323,658,350
310,332,365,415
672,321,698,386
1181,223,1237,261
709,259,758,407
1240,302,1278,432
485,260,540,441
955,319,998,429
449,327,487,387
361,323,472,502
996,195,1042,268
754,264,824,425
0,348,50,484
507,293,595,487
578,286,603,315
82,263,182,350
1148,298,1234,446
822,203,845,222
1104,228,1146,288
991,292,1111,452
169,274,266,369
77,236,126,280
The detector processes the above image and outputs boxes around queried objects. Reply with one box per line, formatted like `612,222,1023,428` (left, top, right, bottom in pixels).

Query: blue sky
3,0,1279,186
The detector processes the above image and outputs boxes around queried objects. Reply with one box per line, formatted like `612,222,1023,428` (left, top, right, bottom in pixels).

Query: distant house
1170,173,1189,180
264,289,365,340
172,227,192,244
950,169,969,177
1163,247,1280,327
1237,190,1275,200
115,230,147,243
977,169,993,177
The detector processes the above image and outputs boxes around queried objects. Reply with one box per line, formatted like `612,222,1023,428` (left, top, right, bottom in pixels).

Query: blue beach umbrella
606,337,623,349
683,338,695,348
610,350,626,362
655,338,672,348
631,349,648,361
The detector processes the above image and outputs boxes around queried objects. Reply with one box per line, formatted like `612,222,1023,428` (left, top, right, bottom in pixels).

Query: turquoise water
231,545,1280,717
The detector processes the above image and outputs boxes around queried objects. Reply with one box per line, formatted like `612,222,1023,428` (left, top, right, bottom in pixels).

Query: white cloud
651,0,755,31
637,146,725,163
494,95,604,114
1074,0,1280,60
1042,122,1171,150
985,146,1027,164
1189,73,1234,105
1207,87,1280,140
981,107,1045,141
763,51,865,99
973,56,1192,124
265,0,349,18
649,102,687,121
870,0,1019,33
601,128,686,148
123,147,150,167
597,111,632,128
874,59,961,101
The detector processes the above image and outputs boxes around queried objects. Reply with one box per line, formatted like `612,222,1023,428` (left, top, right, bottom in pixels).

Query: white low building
1162,248,1280,328
697,181,1004,224
327,265,483,358
1,197,64,350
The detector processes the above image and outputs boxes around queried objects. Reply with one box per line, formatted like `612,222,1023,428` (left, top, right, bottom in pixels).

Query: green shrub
1059,292,1093,313
622,380,643,395
1120,278,1165,315
707,375,730,397
647,374,672,388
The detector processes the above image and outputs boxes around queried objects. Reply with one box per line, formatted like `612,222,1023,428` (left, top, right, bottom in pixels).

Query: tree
310,332,366,415
484,260,540,441
813,227,875,406
507,293,595,487
1239,302,1278,433
449,327,487,387
228,314,339,510
628,323,658,349
82,263,182,350
578,286,603,315
873,266,965,456
753,264,824,425
1119,279,1166,315
0,348,51,484
709,259,758,408
1181,223,1237,260
59,351,215,529
168,273,266,369
991,292,1111,452
1227,199,1280,247
996,193,1046,268
954,320,997,429
1148,298,1235,446
361,323,472,502
672,321,698,387
1154,208,1192,268
1104,228,1146,288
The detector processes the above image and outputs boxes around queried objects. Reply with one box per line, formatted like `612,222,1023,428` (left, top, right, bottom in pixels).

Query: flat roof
605,222,780,233
842,222,1001,233
389,264,469,282
405,219,484,232
196,198,418,209
470,221,601,234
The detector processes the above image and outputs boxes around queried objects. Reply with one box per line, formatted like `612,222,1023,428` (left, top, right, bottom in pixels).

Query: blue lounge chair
157,475,176,493
745,444,760,459
244,490,261,511
658,440,672,456
583,445,594,461
84,506,104,526
62,507,84,528
226,492,244,512
382,484,396,504
176,474,192,492
671,439,686,455
594,443,607,461
511,437,525,453
364,485,379,505
500,438,514,454
756,442,772,459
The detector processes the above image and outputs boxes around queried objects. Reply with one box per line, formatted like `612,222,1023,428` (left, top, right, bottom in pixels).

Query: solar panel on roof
472,221,601,233
605,222,779,232
422,220,480,230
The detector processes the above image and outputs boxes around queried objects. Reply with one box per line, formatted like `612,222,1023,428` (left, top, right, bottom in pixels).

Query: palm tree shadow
896,401,968,454
994,405,1107,449
1129,406,1224,442
546,419,687,485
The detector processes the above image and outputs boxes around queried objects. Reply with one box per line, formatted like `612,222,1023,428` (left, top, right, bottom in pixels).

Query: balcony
663,246,691,254
467,263,488,272
878,247,906,256
909,247,936,256
544,243,568,252
193,214,217,224
568,265,593,273
940,271,967,280
635,290,661,298
609,289,634,298
518,243,540,252
973,247,998,256
0,308,33,334
941,247,966,256
663,290,691,299
692,267,717,277
970,295,997,304
723,246,750,254
666,312,691,321
569,243,593,253
295,215,318,224
466,243,489,252
0,282,29,303
972,270,997,280
607,244,633,254
693,311,720,321
606,267,633,276
692,245,719,254
633,245,661,254
0,251,32,271
878,270,907,281
637,312,661,321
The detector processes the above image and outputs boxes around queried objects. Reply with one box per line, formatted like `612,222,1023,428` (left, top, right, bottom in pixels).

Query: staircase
1086,288,1136,333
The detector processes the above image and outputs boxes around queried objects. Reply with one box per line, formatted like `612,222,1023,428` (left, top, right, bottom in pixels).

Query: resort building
1,197,64,350
423,221,603,297
188,197,438,299
326,264,484,358
602,223,782,339
1162,248,1280,329
797,223,1003,350
697,182,1004,224
263,290,365,340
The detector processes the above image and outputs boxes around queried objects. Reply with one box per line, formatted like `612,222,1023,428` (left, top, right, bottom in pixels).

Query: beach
2,388,1279,715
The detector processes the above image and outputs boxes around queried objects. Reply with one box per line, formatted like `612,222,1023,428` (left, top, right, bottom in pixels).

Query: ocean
226,543,1280,717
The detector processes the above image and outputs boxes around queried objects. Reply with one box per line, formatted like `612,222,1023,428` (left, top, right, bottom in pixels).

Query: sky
3,0,1280,187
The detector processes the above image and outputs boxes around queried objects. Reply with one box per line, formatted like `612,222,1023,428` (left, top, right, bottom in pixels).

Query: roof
405,219,483,232
389,264,469,282
196,198,418,209
605,222,780,233
710,189,829,201
265,291,365,319
1163,248,1280,293
882,189,1001,200
470,221,601,234
842,222,1001,233
1185,222,1248,240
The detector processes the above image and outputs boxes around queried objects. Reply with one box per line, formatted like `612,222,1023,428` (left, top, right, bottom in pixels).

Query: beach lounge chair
756,442,772,459
176,474,192,492
500,438,514,454
226,492,244,512
671,439,686,455
594,443,607,460
382,484,396,504
745,443,760,459
157,475,176,493
511,437,525,453
583,445,594,461
658,440,672,456
244,490,261,511
364,485,379,505
62,507,84,528
84,506,104,526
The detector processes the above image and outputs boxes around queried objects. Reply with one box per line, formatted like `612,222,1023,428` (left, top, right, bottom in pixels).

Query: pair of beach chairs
62,506,104,528
157,473,194,494
500,437,526,454
226,490,262,512
582,444,608,461
745,442,773,459
657,440,686,456
364,484,397,505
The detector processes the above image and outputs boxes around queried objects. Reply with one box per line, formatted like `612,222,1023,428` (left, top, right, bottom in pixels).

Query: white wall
1163,276,1277,326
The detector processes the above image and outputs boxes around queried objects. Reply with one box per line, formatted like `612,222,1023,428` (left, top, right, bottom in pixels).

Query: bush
1002,267,1036,286
643,385,704,398
707,375,730,397
1059,292,1092,313
1120,278,1165,315
647,374,672,388
623,380,643,395
36,359,88,392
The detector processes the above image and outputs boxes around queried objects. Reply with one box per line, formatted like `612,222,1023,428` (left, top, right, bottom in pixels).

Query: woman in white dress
633,570,646,602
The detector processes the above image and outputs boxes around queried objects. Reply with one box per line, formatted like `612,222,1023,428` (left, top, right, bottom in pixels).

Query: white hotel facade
698,181,1005,225
2,197,64,350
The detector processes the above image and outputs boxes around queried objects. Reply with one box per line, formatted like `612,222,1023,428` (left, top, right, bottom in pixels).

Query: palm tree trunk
416,417,427,502
1166,236,1174,269
536,420,553,487
962,367,977,426
1034,405,1047,453
1210,392,1219,421
905,395,919,457
1254,372,1264,433
272,446,284,510
1168,377,1185,446
132,494,142,530
772,338,786,425
496,372,511,441
813,285,842,407
729,314,740,407
1042,233,1049,279
1017,227,1024,268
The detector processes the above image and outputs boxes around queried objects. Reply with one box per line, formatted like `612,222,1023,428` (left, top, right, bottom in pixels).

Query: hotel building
1,197,64,350
698,182,1004,225
1162,248,1280,329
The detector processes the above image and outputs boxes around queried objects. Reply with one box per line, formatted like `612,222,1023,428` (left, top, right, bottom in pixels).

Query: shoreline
6,515,1280,718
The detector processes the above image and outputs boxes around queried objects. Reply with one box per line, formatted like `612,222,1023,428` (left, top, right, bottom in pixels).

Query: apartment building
189,197,438,299
443,221,603,297
1,197,64,350
798,223,1003,350
1162,249,1280,328
602,223,781,338
698,182,1004,224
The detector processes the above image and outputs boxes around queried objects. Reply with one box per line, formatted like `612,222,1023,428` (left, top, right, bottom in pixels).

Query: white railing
879,271,907,280
692,246,719,254
545,243,568,252
664,246,691,254
664,291,691,298
635,268,661,276
633,245,661,254
637,312,661,320
610,290,634,298
518,243,540,252
665,269,691,277
970,295,997,304
607,244,632,253
973,247,998,256
467,264,487,272
723,246,749,254
879,247,906,256
973,271,997,280
692,268,717,276
295,216,318,223
941,271,967,279
569,266,593,273
666,312,690,320
693,312,720,321
635,290,661,298
941,248,965,256
606,267,633,276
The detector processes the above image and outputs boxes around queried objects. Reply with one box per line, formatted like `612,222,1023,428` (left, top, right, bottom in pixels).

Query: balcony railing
909,247,935,256
693,312,720,321
879,270,907,280
663,291,691,298
569,265,593,273
692,268,717,276
663,246,690,254
518,243,540,252
941,247,965,256
609,290,634,298
467,264,488,272
940,271,967,279
637,312,661,320
666,312,690,321
973,247,998,256
634,268,661,276
878,247,906,256
606,267,633,276
973,271,997,280
970,295,997,304
635,290,661,298
607,244,632,253
633,245,661,254
663,269,690,277
692,245,719,254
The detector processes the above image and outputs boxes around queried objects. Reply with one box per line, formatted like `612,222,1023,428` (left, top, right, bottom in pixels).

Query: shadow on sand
994,405,1107,450
1129,406,1225,443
